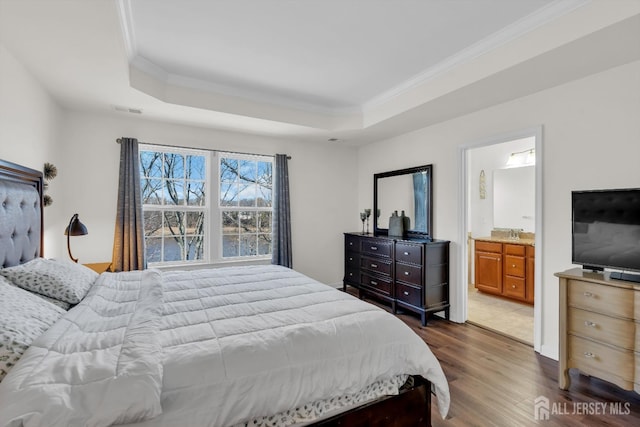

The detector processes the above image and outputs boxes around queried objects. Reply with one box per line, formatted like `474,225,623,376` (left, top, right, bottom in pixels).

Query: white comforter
0,265,449,427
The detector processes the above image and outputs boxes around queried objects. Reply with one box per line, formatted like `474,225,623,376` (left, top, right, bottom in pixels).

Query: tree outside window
140,149,206,264
219,156,273,258
139,146,273,265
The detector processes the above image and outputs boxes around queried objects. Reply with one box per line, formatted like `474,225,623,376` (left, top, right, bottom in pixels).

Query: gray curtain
271,154,292,268
413,172,427,232
112,137,145,271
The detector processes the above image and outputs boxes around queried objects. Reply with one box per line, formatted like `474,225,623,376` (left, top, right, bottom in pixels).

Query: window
219,156,273,258
139,145,273,266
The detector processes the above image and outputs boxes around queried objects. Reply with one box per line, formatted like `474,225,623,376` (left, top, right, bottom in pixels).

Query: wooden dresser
344,232,450,326
474,238,535,304
556,268,640,393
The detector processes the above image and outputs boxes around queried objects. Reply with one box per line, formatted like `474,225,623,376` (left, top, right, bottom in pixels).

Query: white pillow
0,258,98,304
0,276,65,382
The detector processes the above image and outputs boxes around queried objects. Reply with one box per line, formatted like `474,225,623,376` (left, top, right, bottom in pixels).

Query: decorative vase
401,210,411,233
388,210,404,237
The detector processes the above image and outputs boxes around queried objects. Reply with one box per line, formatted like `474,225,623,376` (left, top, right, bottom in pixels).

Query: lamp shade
64,214,88,236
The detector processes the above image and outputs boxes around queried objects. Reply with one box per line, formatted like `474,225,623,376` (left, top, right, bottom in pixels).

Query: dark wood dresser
344,232,450,326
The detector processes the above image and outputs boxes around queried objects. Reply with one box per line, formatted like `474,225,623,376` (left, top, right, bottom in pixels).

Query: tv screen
572,188,640,273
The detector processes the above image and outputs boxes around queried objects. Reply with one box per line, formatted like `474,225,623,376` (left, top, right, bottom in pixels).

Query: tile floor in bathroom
467,283,534,345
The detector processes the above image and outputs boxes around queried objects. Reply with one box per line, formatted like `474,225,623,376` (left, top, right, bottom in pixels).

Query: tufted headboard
0,159,44,268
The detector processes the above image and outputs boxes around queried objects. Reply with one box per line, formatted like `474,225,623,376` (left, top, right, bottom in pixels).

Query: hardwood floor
350,289,640,426
405,316,640,426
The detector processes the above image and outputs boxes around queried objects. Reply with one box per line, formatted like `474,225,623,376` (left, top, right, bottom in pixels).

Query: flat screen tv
572,188,640,283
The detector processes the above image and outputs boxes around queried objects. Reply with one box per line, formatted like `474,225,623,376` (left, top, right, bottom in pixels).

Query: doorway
459,128,542,351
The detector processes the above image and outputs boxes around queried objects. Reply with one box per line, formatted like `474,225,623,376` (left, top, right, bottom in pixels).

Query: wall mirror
374,164,433,239
493,166,535,231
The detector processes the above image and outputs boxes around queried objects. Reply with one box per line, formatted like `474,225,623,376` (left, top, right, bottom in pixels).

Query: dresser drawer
475,240,501,253
568,335,635,387
344,268,359,283
635,353,640,392
504,243,526,256
361,274,391,295
361,256,391,276
503,276,526,299
345,235,360,252
345,253,359,268
361,240,392,257
396,283,422,307
504,255,525,278
395,243,422,265
568,307,635,350
395,263,422,286
568,280,634,318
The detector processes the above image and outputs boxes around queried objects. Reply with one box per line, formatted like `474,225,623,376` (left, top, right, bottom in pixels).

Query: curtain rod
116,138,291,159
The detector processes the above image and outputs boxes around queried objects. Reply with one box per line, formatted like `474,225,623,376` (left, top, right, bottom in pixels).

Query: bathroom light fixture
506,148,535,168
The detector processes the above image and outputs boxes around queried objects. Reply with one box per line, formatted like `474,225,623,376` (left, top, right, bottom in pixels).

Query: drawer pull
370,280,378,286
403,291,410,296
371,263,378,268
584,321,597,328
512,264,516,268
349,242,353,246
349,273,353,277
583,292,593,298
349,257,353,261
512,284,516,289
371,246,378,251
404,271,410,276
403,251,409,256
583,351,596,358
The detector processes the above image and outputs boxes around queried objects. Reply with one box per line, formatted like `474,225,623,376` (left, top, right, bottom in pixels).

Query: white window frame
214,151,274,263
140,145,274,267
140,144,210,267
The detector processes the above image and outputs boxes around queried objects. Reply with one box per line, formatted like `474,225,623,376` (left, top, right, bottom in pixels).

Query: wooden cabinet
344,233,450,326
474,239,534,304
556,268,640,394
474,241,502,295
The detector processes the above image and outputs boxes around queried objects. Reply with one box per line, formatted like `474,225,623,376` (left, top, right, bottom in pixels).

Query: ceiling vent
113,105,143,114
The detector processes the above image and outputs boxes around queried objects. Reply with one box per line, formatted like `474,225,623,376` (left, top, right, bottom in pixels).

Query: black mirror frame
373,164,433,239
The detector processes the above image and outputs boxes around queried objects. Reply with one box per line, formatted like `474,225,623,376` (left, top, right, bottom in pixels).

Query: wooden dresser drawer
504,243,526,256
360,239,392,257
568,307,635,350
361,256,391,276
395,243,422,265
344,268,359,283
345,235,360,251
396,283,421,307
395,263,422,286
568,280,634,318
635,353,640,393
475,240,501,253
345,253,359,268
504,255,525,278
503,276,526,299
568,335,635,389
361,273,392,295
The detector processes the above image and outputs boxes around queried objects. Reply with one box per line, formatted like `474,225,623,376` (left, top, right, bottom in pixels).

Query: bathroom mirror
493,166,535,231
374,164,433,238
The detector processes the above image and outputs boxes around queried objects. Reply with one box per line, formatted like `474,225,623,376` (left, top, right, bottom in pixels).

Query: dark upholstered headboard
0,159,44,268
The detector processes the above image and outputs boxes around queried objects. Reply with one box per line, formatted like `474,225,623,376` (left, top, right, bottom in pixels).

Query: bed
0,158,449,427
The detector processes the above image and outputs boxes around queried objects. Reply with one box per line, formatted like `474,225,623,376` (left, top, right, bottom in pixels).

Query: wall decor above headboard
0,159,44,267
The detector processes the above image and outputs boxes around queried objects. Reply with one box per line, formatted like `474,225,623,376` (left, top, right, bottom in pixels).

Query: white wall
357,60,640,360
47,111,358,286
0,43,63,257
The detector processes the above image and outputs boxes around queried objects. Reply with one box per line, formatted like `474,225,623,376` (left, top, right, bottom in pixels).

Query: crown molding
362,0,590,111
